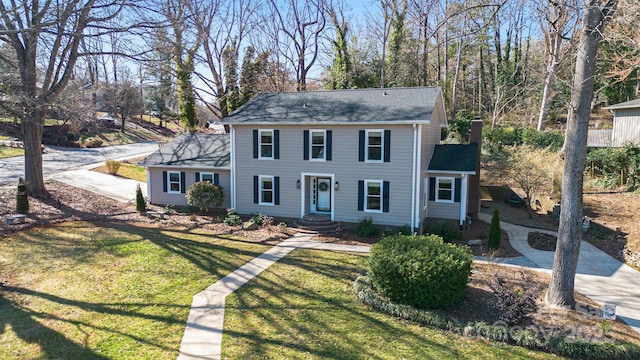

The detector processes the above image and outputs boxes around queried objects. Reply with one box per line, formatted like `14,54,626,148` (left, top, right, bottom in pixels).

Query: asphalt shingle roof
138,133,230,168
428,144,478,173
223,87,443,124
604,99,640,110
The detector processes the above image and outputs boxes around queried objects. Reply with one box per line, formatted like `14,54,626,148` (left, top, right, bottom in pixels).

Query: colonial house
140,87,481,233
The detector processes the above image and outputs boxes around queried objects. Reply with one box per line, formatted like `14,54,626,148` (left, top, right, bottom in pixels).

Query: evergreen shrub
369,234,472,309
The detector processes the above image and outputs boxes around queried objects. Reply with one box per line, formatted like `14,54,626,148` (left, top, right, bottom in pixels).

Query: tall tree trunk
451,38,463,121
546,0,617,308
537,32,563,131
23,109,46,197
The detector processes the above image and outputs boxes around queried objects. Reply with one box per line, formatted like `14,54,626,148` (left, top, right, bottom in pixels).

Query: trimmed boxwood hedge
369,234,473,309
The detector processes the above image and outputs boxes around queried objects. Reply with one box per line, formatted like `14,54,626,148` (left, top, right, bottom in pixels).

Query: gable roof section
604,99,640,111
428,144,478,174
138,133,230,168
224,87,445,125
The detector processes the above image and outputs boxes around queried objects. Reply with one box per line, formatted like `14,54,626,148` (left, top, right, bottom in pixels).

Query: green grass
94,161,147,182
222,249,559,359
0,222,271,359
0,145,24,158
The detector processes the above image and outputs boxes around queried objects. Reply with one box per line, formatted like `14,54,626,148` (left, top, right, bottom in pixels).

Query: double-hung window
366,130,383,162
365,180,382,212
168,171,181,194
259,130,274,159
196,172,218,185
259,175,274,205
436,177,454,203
310,130,326,160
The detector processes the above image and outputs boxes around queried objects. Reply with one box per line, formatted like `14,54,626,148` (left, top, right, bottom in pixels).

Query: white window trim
258,129,274,160
309,129,326,162
424,178,429,209
364,179,383,213
167,171,182,194
259,175,275,206
435,176,455,203
200,172,216,184
365,129,384,163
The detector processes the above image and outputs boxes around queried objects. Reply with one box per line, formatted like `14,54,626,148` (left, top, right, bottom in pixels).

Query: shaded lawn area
223,249,558,359
0,222,271,359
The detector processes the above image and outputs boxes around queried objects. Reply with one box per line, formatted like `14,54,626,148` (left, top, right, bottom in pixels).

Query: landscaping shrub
369,234,472,309
357,216,378,237
486,270,541,325
427,219,462,242
395,224,412,236
251,213,264,226
223,209,242,226
83,138,103,148
135,183,146,212
488,207,502,250
105,160,121,174
16,176,28,214
186,181,224,212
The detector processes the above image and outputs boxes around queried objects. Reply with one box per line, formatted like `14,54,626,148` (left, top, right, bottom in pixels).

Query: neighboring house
589,99,640,147
138,133,231,209
222,87,480,232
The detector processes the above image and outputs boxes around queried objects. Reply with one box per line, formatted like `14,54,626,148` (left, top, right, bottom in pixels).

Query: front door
310,177,331,213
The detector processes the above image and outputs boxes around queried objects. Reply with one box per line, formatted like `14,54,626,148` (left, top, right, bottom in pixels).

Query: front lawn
0,222,271,359
0,145,24,158
223,249,557,359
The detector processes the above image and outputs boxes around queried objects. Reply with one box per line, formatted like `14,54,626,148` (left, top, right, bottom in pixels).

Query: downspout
410,124,418,231
230,126,236,209
414,124,423,230
146,169,151,203
460,174,468,227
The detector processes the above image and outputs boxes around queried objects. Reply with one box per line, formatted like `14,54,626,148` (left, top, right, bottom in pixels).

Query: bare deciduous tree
0,1,128,196
546,0,618,308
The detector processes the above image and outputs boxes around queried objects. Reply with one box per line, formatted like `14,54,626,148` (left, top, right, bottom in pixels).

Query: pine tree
136,184,146,212
16,176,29,214
488,207,502,250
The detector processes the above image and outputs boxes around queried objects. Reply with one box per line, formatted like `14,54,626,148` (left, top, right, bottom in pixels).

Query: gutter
410,124,417,231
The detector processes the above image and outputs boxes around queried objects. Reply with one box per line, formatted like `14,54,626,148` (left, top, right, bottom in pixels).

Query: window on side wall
168,171,181,194
365,180,382,212
436,177,454,203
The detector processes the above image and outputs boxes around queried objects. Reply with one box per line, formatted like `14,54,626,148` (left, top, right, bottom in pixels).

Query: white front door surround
300,172,335,221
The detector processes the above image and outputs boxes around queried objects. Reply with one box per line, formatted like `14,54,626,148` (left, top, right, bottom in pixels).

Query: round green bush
369,234,473,310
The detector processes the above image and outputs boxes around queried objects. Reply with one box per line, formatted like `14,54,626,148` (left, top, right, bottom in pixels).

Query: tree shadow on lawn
1,286,185,359
222,250,503,359
100,222,272,279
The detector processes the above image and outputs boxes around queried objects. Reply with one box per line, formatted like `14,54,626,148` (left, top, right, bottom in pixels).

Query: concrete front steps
292,214,341,235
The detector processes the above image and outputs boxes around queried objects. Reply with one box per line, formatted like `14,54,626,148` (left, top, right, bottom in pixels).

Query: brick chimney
467,120,483,219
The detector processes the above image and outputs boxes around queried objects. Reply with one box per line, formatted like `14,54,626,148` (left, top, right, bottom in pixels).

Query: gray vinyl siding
612,109,640,147
233,124,417,226
420,118,444,221
427,172,461,220
147,167,231,208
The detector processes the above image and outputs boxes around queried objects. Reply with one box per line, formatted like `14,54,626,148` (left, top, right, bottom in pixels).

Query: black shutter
383,181,390,213
253,176,259,204
303,130,309,160
326,130,332,161
274,176,280,205
162,171,168,192
454,178,462,202
214,173,219,185
253,130,258,158
274,130,280,159
180,172,186,193
359,130,365,162
195,172,200,182
384,130,391,162
358,180,364,211
429,177,435,201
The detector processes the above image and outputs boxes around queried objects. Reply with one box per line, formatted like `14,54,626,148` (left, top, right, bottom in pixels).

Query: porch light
296,179,301,189
334,181,339,191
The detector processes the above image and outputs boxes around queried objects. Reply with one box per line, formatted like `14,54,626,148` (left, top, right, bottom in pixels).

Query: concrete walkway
176,234,370,360
478,212,640,335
